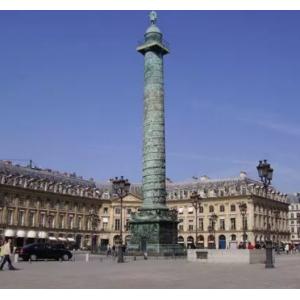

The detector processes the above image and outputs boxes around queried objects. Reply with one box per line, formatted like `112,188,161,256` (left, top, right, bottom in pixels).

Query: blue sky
0,11,299,192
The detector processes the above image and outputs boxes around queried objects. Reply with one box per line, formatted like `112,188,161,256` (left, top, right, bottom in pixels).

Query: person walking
285,243,289,255
0,239,17,271
0,240,4,263
106,244,111,256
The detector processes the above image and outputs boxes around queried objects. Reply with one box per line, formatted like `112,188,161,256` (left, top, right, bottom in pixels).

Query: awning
38,232,48,239
102,217,108,223
188,207,194,213
67,238,75,242
49,236,57,241
58,237,67,241
27,231,37,238
4,229,15,237
178,208,184,213
16,230,26,238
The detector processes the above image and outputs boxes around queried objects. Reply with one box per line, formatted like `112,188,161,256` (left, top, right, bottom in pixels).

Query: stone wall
187,249,267,264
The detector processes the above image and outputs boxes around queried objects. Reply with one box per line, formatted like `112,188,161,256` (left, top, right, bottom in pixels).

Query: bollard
85,253,89,262
14,253,19,263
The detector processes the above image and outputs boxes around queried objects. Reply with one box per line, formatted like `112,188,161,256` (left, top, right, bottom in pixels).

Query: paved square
1,254,300,288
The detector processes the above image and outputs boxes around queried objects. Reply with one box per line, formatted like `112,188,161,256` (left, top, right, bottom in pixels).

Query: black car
19,243,72,261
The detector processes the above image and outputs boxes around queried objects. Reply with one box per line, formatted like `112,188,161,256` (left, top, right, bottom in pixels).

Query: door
218,235,226,249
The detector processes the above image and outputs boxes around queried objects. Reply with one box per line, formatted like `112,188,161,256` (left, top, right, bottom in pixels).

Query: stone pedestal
129,208,179,254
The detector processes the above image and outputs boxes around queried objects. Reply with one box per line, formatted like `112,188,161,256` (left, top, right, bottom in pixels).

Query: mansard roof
0,160,95,188
96,172,288,203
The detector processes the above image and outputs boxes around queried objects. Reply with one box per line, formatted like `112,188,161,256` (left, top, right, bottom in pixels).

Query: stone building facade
288,193,300,245
0,160,290,250
0,161,102,249
97,172,290,249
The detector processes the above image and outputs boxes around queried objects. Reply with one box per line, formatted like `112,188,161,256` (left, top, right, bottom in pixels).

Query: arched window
220,205,225,212
178,236,184,244
230,204,236,212
209,205,214,213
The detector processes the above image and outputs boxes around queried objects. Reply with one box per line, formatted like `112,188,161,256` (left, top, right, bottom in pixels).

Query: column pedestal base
128,208,184,256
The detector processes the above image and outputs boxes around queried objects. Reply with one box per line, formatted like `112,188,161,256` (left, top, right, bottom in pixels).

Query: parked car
19,243,72,261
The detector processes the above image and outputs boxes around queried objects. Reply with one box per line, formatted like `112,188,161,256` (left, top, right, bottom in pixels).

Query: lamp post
256,159,274,268
190,191,202,248
239,203,247,249
111,176,131,263
274,209,280,253
209,213,218,249
88,208,100,253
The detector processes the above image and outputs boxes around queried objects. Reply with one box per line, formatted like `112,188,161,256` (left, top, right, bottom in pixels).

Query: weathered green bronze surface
129,12,179,254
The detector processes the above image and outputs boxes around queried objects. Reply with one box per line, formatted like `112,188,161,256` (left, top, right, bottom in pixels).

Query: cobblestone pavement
0,254,300,289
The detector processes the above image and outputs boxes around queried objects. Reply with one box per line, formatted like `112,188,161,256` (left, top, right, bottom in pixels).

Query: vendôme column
129,12,179,254
138,11,169,209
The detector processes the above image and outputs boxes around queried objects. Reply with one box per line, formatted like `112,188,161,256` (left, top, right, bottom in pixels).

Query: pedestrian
247,242,254,250
0,239,17,271
285,243,289,255
112,245,116,256
0,240,4,263
106,244,111,256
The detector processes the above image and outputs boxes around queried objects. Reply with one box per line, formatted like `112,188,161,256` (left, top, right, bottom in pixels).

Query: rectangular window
39,213,45,227
188,225,193,231
115,219,120,231
103,207,108,214
220,219,225,230
115,208,121,214
77,216,82,230
68,215,74,229
18,210,25,226
230,218,236,230
199,218,204,230
59,215,64,229
127,208,132,215
178,219,184,231
39,200,45,209
29,211,35,227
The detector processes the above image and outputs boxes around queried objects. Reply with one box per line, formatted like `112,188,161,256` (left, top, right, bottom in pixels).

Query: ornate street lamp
256,159,274,268
239,203,247,249
88,208,100,253
190,191,202,248
111,176,131,263
209,213,218,249
273,209,280,253
256,160,273,189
